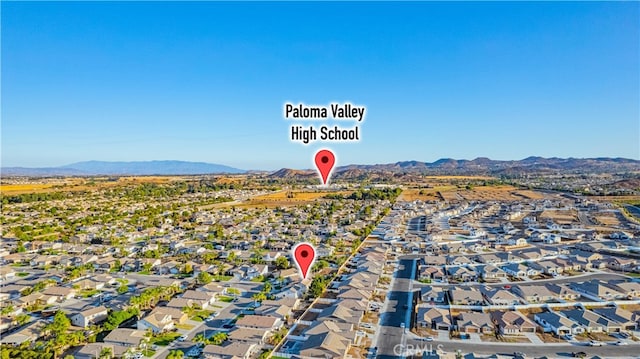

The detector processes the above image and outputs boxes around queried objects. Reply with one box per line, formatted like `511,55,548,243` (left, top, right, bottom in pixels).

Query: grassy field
150,332,182,346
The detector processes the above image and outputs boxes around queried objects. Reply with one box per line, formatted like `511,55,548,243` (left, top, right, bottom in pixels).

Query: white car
178,335,188,342
616,341,628,346
588,340,603,346
424,336,434,341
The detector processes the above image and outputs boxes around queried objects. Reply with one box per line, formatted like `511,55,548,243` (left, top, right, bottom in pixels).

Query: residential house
449,288,484,306
0,321,45,346
512,285,556,303
545,283,580,301
147,307,188,324
417,307,452,331
421,286,446,304
481,288,522,306
501,263,539,278
316,304,361,326
457,312,494,334
560,309,621,333
447,266,477,282
298,331,351,359
41,286,76,302
229,264,268,281
137,311,174,333
202,342,258,359
420,266,447,282
75,343,119,359
534,311,584,336
181,290,216,309
480,265,508,281
103,328,146,348
570,280,626,301
70,306,108,328
492,311,536,335
593,307,639,330
228,328,269,344
235,315,282,331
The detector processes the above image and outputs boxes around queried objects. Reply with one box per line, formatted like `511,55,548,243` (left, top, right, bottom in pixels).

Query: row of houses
535,307,640,335
417,305,640,337
421,279,640,306
282,244,388,359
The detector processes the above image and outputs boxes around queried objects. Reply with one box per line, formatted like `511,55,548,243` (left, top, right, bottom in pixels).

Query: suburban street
376,258,418,359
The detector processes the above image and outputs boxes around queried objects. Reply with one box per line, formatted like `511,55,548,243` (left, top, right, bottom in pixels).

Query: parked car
588,340,603,346
615,341,628,346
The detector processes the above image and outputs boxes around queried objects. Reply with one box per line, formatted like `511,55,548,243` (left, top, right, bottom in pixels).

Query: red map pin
292,242,316,280
314,149,335,185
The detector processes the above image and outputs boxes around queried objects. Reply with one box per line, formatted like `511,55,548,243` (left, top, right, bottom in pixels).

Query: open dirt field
540,209,579,224
399,186,457,201
0,176,182,195
593,213,625,227
400,185,549,202
229,190,353,208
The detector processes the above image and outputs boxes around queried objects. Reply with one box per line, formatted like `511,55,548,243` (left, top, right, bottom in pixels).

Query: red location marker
314,149,336,185
292,242,316,280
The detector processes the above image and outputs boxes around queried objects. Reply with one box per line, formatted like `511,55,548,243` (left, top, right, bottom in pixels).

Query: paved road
400,335,640,358
376,258,418,359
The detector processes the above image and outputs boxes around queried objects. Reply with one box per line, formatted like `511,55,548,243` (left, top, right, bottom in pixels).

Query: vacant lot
1,176,181,195
399,186,457,201
234,190,352,208
540,209,579,224
401,184,549,202
0,183,57,194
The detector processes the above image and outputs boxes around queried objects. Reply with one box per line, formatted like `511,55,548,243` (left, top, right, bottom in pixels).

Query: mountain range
1,157,639,177
1,161,245,176
271,157,640,178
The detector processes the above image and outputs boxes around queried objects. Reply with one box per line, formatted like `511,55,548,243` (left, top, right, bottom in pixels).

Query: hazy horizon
2,156,639,173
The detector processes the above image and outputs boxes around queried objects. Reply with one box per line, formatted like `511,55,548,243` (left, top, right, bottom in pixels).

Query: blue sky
2,1,638,170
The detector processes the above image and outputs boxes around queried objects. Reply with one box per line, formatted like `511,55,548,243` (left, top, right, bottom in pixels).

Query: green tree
44,310,70,337
197,271,213,285
183,263,193,275
99,347,113,359
167,350,184,359
210,332,227,345
252,292,266,302
274,256,290,270
15,314,30,326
